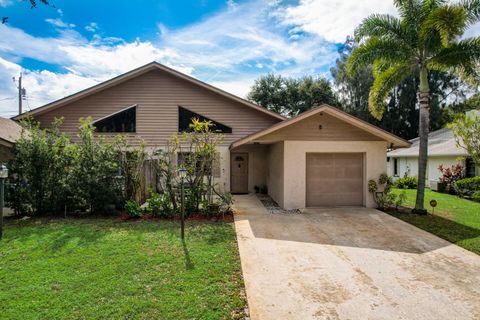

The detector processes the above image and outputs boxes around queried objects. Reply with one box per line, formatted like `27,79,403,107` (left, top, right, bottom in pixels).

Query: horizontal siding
34,70,281,146
257,112,382,142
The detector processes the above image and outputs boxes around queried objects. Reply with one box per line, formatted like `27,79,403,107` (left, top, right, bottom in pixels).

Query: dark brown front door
231,153,248,194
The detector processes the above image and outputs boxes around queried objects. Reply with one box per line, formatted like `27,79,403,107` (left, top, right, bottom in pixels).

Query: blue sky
0,0,478,117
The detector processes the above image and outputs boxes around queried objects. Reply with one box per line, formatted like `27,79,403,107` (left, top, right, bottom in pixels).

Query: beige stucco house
14,62,409,209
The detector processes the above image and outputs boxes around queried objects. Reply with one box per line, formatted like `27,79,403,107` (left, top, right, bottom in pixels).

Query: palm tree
347,0,480,213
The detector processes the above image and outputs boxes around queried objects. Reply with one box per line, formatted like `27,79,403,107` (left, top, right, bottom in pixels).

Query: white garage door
306,153,364,207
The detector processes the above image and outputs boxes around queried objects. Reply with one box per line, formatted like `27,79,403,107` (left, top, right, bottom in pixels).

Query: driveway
233,194,480,320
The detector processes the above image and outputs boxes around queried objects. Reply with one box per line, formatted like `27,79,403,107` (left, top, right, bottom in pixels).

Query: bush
125,200,142,218
472,190,480,202
394,176,418,189
454,176,480,197
146,190,175,218
438,164,464,193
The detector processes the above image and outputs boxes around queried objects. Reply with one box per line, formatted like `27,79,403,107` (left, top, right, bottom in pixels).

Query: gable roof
12,62,286,122
230,104,411,149
0,117,24,147
387,127,467,157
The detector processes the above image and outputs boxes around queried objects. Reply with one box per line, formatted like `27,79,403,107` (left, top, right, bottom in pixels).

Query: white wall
282,141,388,209
389,155,466,182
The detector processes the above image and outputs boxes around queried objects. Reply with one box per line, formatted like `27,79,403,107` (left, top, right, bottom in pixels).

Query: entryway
230,153,248,194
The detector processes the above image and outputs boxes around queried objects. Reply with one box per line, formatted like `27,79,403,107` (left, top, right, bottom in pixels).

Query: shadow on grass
182,239,194,270
390,211,480,253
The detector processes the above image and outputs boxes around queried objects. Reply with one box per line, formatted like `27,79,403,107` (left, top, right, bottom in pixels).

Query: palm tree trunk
414,68,429,214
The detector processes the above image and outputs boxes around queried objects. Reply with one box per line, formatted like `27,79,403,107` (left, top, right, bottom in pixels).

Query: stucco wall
267,142,284,207
282,141,388,209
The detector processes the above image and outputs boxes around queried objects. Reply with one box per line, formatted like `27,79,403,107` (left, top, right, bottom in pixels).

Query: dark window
94,106,136,133
394,158,399,176
466,157,476,178
178,106,232,133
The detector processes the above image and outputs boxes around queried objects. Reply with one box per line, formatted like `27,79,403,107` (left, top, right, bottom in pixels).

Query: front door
231,153,248,194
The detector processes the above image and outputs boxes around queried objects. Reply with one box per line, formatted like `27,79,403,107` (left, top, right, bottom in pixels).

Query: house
387,127,479,184
13,62,409,209
0,117,23,162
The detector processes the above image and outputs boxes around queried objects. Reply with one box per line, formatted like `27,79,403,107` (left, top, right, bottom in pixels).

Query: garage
306,153,364,207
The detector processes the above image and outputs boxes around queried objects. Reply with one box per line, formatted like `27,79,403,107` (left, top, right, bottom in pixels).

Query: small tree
450,112,480,165
68,118,123,213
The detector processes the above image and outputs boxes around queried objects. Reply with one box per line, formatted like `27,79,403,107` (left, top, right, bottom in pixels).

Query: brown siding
257,112,382,142
34,69,280,146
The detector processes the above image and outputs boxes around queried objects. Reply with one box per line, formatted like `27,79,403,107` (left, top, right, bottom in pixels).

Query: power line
0,97,15,101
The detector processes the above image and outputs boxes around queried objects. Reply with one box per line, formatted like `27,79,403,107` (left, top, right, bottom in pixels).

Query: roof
0,117,23,147
12,61,286,122
230,104,411,149
387,127,467,157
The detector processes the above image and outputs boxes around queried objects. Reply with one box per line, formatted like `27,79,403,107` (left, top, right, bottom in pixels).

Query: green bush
472,190,480,202
146,190,175,218
454,176,480,197
394,176,418,189
125,200,142,218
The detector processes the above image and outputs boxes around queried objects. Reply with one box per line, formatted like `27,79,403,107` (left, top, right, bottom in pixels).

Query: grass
0,218,247,319
391,188,480,254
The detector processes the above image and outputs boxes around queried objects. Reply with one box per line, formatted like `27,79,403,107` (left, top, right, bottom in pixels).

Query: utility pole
14,73,25,115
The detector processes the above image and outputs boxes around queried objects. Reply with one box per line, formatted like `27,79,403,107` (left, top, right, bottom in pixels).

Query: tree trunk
414,68,429,214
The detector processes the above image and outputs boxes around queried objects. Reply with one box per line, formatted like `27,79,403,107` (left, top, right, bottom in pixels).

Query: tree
248,74,337,117
450,111,480,165
346,0,480,213
2,0,50,24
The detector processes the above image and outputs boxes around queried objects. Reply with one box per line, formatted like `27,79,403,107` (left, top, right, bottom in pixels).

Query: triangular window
178,106,232,133
94,105,136,133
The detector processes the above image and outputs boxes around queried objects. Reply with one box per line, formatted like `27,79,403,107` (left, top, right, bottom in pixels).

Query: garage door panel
306,153,364,207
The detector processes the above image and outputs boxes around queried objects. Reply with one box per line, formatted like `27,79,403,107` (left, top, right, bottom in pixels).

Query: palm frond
429,37,480,66
394,0,423,26
355,14,411,43
461,0,480,24
346,38,412,76
420,4,467,46
368,64,413,120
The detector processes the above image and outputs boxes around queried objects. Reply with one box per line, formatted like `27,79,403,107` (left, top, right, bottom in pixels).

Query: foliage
472,190,480,202
124,199,142,218
438,163,465,193
146,190,175,218
449,111,480,165
369,173,396,209
7,117,73,215
395,190,407,208
117,138,146,202
395,176,418,189
247,74,338,116
347,0,480,211
150,118,232,217
454,176,480,197
68,118,123,213
0,219,247,319
1,0,49,24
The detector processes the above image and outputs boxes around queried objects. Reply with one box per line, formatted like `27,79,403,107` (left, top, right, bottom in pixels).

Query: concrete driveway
233,194,480,320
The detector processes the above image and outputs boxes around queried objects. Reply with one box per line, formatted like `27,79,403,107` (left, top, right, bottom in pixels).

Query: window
94,105,136,133
394,158,399,176
466,157,476,178
178,106,232,133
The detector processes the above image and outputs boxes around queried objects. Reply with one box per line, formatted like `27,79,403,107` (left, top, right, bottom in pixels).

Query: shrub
125,200,142,218
146,190,175,218
472,190,480,202
369,173,396,209
394,176,417,189
454,176,480,197
438,164,464,193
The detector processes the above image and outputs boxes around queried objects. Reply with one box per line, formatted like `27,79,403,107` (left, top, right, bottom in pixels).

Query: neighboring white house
387,127,479,186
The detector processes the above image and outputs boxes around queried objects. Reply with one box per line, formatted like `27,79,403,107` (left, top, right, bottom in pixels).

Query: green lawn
391,188,480,254
0,218,246,319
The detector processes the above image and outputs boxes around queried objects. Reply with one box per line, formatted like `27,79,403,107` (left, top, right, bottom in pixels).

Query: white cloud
85,22,99,33
276,0,397,43
45,18,76,29
0,0,12,7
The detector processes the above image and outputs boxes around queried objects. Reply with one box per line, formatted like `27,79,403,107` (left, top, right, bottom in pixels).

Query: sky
0,0,479,118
